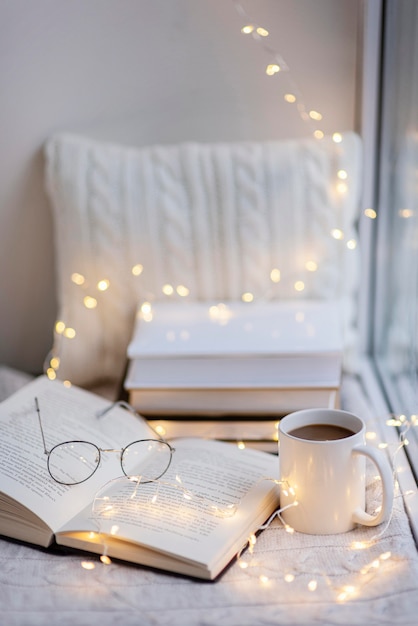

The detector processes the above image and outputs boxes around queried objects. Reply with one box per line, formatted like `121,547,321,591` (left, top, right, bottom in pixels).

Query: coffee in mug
288,423,354,441
279,408,393,534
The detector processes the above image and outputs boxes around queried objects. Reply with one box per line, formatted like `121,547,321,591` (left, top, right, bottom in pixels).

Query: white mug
278,408,393,535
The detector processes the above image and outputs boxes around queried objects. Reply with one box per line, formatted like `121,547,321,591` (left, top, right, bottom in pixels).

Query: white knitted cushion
45,133,362,395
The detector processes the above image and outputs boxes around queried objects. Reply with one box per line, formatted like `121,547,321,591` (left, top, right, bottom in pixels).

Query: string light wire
37,6,407,598
233,0,324,137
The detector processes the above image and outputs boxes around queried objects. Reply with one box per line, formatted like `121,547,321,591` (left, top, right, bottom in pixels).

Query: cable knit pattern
45,133,362,394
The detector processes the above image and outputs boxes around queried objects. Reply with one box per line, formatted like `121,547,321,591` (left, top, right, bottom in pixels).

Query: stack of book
124,300,343,451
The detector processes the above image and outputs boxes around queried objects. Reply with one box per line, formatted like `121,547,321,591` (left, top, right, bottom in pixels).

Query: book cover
127,300,343,360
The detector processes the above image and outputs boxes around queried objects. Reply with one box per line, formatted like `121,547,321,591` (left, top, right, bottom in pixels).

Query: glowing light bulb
81,561,95,570
141,301,152,315
256,26,269,37
71,272,85,286
162,284,174,295
332,132,343,143
309,110,322,121
242,292,254,302
331,228,344,240
305,261,317,272
241,24,254,34
50,356,60,369
308,580,318,592
46,368,56,380
63,327,76,339
55,320,66,334
346,239,357,250
97,279,110,291
336,182,348,194
284,573,295,583
313,130,324,140
337,169,348,180
100,555,112,565
83,296,97,309
399,208,413,218
176,285,190,297
284,93,296,103
386,418,402,426
294,281,305,292
237,441,246,450
266,63,280,75
270,268,281,283
132,264,143,276
364,208,377,219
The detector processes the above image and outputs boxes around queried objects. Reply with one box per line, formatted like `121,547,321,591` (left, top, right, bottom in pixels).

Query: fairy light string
233,0,323,138
80,416,414,594
41,4,380,383
80,471,249,570
36,5,410,600
72,406,417,606
233,417,415,599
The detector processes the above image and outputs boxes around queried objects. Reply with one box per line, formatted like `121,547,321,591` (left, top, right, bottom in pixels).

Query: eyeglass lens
48,441,100,485
121,439,172,482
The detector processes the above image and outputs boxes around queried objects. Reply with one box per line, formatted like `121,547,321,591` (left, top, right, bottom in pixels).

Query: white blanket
1,368,418,626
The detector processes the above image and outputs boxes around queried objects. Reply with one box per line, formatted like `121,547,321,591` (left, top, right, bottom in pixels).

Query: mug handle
351,444,394,526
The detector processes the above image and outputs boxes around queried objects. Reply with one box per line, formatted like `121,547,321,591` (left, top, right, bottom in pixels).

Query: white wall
0,0,361,374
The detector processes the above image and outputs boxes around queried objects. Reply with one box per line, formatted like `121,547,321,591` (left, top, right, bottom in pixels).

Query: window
374,0,418,477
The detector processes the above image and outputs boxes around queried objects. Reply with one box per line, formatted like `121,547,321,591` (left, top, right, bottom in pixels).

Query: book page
59,438,279,569
0,376,156,533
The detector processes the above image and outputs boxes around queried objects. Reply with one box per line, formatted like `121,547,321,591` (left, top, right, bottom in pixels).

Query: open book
0,376,279,580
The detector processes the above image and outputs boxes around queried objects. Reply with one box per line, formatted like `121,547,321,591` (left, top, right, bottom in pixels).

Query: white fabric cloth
45,133,362,395
1,368,418,626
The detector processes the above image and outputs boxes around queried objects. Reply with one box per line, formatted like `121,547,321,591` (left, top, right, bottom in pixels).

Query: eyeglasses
34,397,174,486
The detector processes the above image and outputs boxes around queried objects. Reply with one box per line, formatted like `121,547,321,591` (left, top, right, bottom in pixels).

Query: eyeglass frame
34,397,175,486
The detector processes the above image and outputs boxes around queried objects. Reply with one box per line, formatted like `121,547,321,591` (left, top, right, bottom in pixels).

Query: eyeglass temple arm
96,401,166,442
34,397,49,455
